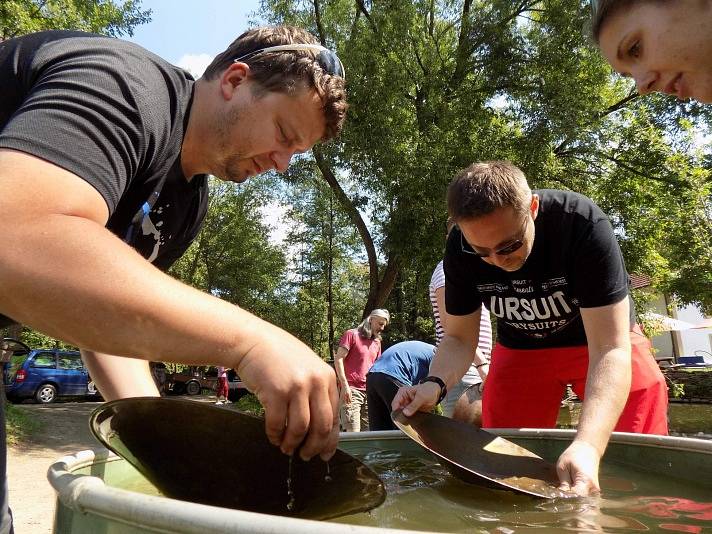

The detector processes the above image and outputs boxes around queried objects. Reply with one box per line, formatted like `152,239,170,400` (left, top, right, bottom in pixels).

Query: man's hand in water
556,440,601,496
237,321,339,462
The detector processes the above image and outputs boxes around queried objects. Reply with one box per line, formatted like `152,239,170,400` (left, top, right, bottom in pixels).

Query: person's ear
530,194,540,220
219,62,250,101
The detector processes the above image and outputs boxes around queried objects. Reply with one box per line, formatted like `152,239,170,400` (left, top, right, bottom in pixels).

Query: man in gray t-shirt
0,27,347,532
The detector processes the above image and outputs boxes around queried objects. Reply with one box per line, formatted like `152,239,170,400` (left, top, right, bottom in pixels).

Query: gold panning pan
392,409,565,498
90,397,385,519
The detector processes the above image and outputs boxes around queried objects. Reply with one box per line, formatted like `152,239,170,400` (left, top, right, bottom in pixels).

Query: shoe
215,400,223,405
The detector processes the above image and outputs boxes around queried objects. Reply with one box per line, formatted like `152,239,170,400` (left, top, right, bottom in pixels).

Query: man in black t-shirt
394,161,667,497
0,26,347,532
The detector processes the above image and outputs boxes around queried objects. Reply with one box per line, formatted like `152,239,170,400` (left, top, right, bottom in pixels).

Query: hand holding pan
90,397,385,520
392,409,571,498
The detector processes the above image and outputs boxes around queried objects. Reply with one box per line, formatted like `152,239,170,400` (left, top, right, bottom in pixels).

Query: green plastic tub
49,429,712,533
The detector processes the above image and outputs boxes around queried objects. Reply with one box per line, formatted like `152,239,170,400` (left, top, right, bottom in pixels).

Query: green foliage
17,327,77,351
0,0,151,39
5,404,42,446
258,0,712,330
233,393,264,417
670,382,685,399
170,177,288,320
276,162,369,357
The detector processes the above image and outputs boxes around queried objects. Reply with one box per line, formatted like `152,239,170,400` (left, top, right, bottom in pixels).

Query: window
30,352,56,369
58,353,83,370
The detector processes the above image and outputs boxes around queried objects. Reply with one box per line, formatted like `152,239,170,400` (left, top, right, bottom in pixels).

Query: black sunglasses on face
233,44,346,79
460,217,530,258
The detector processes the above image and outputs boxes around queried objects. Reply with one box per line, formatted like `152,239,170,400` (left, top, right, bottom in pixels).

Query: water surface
331,446,712,533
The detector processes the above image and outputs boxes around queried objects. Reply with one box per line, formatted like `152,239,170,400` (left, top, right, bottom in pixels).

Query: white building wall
648,294,675,359
675,304,712,363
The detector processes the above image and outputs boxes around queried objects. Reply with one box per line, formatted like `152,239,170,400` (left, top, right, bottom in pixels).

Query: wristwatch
419,375,447,405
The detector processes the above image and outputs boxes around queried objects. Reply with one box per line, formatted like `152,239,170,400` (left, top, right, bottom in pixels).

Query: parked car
166,366,249,401
2,338,101,404
226,368,250,402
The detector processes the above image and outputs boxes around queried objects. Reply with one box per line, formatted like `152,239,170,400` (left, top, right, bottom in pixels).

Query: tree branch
312,0,326,44
313,148,380,302
598,90,639,120
600,153,690,189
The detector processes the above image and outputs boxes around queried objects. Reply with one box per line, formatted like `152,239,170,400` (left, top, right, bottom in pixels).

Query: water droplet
286,456,295,511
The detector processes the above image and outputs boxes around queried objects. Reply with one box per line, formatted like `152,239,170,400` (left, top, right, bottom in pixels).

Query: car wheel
35,384,57,404
186,381,201,396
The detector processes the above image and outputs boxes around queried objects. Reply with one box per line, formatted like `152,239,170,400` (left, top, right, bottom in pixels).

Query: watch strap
419,375,447,405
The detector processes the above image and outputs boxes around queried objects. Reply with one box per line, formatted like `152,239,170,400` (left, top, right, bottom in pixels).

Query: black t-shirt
444,189,634,349
0,30,209,271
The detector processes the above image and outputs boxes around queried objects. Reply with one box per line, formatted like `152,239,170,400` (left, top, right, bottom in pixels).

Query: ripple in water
331,448,712,533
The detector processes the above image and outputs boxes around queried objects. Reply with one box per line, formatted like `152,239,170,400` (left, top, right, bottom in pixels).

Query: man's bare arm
333,346,351,402
555,297,632,495
81,350,160,400
393,309,481,415
0,149,338,460
435,287,489,381
578,297,632,454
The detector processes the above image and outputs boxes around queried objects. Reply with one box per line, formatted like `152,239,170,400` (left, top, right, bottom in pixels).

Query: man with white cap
334,309,390,431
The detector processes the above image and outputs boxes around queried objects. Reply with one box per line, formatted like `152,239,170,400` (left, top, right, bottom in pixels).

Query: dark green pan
392,409,565,498
90,397,385,519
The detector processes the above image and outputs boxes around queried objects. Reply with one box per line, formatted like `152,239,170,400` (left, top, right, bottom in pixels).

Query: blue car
2,339,100,404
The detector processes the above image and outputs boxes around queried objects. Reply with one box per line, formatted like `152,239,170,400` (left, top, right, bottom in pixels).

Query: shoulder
34,32,194,109
537,189,608,224
429,260,445,289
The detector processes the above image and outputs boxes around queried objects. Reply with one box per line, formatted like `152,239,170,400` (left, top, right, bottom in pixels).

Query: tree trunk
327,192,335,358
313,149,403,319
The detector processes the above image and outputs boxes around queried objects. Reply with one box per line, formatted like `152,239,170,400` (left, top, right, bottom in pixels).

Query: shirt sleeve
429,260,445,291
338,329,354,350
444,227,484,316
0,40,176,214
569,218,629,308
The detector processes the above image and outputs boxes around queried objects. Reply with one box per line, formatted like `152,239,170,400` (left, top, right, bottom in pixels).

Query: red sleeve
338,329,354,350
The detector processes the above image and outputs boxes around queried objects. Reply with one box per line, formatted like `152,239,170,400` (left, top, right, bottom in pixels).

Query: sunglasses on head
233,43,346,80
460,217,529,258
590,0,601,17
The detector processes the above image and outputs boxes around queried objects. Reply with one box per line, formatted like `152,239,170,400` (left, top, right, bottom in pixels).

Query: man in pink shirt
334,309,390,431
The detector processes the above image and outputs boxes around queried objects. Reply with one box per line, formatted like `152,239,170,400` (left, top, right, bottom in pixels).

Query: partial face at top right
598,0,712,103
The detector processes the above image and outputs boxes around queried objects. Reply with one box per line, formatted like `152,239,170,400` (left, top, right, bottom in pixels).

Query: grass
5,403,41,446
233,394,264,417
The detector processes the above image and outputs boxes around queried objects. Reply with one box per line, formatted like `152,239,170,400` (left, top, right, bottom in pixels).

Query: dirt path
6,396,221,533
7,401,103,533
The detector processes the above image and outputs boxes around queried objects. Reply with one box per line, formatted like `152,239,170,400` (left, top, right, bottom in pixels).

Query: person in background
149,362,167,396
592,0,712,104
334,309,390,432
429,222,493,426
394,161,668,496
366,340,434,430
216,366,229,405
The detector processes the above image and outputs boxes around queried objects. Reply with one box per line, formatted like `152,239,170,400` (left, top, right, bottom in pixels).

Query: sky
127,0,293,242
127,0,263,76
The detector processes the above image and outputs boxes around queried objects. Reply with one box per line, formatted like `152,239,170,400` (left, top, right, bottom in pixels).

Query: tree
170,177,288,320
278,159,368,357
260,0,712,325
0,0,151,39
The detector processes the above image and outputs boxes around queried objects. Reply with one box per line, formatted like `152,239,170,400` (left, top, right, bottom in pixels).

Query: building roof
629,273,652,290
